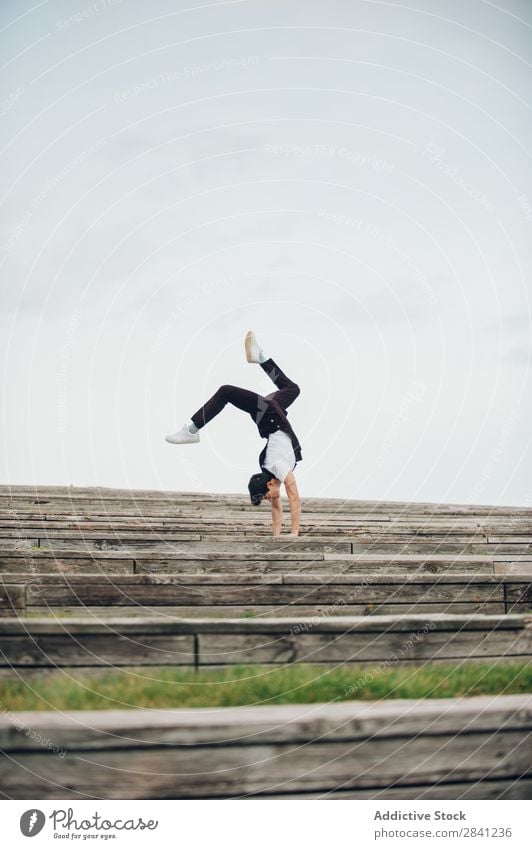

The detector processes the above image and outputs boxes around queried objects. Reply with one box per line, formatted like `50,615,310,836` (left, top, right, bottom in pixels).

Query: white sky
1,0,531,505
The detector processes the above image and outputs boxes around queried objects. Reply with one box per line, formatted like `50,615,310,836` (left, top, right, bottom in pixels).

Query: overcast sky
1,0,531,506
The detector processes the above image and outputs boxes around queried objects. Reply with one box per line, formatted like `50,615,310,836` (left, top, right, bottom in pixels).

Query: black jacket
254,394,302,471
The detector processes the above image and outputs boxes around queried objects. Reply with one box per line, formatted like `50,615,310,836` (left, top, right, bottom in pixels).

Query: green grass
1,662,531,711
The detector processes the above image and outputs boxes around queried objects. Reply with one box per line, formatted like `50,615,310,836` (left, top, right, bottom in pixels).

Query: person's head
248,472,278,506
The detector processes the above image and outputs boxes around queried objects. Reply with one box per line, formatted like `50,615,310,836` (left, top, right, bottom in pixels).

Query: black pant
191,358,300,429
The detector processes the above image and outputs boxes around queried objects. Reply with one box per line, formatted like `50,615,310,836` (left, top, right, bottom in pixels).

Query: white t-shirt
262,430,296,483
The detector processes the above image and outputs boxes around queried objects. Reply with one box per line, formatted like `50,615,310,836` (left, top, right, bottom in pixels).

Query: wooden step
0,695,530,798
3,573,529,616
3,550,527,576
0,613,529,671
1,484,530,515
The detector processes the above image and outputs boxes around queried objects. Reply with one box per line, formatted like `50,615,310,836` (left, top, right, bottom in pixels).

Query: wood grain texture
2,573,527,617
4,572,528,615
0,583,25,613
259,779,532,800
0,614,529,669
0,695,530,799
1,485,532,798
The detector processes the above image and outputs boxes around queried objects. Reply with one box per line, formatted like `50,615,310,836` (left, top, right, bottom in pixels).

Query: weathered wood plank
0,634,195,667
198,628,531,666
0,490,528,511
0,654,522,678
1,613,526,635
2,695,529,746
260,779,532,800
2,483,529,510
133,553,499,575
5,529,209,541
24,602,506,618
489,536,532,544
0,696,529,799
2,560,497,576
350,542,532,555
15,573,510,608
0,584,25,613
16,571,524,584
29,508,507,527
505,584,532,612
1,549,328,562
495,562,532,576
12,537,531,557
0,555,135,574
3,732,530,799
280,572,527,584
0,614,529,669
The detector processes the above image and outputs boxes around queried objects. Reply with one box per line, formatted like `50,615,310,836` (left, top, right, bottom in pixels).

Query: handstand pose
166,331,302,537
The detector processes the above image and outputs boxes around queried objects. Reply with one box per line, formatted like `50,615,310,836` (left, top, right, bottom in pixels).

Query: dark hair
248,471,272,506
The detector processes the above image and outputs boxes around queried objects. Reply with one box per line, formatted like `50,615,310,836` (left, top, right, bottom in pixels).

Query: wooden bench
2,550,530,576
2,572,530,617
0,695,530,799
0,613,530,671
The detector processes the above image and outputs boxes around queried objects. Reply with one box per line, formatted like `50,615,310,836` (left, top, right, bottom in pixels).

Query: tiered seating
0,485,530,798
0,484,530,632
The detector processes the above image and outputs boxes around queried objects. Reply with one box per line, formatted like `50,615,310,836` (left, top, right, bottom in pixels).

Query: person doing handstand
165,331,302,537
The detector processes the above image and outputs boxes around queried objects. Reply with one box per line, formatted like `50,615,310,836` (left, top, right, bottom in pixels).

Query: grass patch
1,662,531,711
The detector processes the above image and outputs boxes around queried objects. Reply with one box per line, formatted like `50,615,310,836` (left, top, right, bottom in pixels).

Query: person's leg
191,384,262,429
260,358,300,410
245,331,300,410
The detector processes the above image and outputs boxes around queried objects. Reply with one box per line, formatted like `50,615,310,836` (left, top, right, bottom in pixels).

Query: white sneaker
165,424,200,444
245,330,263,363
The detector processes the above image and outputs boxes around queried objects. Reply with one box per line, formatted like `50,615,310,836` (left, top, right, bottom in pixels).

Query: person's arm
284,471,301,536
270,485,283,537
